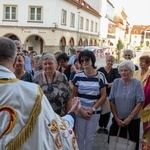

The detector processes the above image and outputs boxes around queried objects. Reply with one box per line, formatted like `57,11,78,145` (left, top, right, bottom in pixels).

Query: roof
66,0,100,17
130,25,150,34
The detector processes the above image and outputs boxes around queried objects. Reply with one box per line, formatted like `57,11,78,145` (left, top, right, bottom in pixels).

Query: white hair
118,60,135,74
42,53,57,62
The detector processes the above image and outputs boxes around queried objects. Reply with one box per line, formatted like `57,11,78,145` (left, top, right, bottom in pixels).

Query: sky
113,0,150,25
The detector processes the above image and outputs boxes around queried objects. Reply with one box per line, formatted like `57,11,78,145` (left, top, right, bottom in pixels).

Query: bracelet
130,114,134,118
92,107,96,112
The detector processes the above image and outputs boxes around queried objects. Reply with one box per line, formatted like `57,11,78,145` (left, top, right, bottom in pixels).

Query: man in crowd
13,40,32,73
68,47,84,65
0,37,80,150
123,49,139,70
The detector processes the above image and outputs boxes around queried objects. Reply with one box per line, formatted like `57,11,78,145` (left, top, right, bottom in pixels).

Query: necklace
45,72,56,83
45,72,56,93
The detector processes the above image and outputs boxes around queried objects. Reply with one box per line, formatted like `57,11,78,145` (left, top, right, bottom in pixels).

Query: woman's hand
69,97,81,115
81,109,92,120
122,116,132,126
116,118,125,127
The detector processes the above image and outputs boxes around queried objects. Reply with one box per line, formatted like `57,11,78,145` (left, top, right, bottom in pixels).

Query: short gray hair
33,54,42,61
13,40,22,46
0,37,16,60
123,49,133,57
42,53,57,62
118,60,135,74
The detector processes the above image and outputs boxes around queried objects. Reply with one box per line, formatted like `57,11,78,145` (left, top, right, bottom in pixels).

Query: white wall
0,0,99,35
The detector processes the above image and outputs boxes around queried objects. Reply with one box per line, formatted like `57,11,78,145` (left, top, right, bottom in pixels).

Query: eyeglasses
125,54,131,56
80,57,91,63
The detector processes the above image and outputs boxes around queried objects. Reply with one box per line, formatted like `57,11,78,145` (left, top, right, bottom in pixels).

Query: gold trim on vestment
140,109,150,123
0,78,19,83
5,86,43,150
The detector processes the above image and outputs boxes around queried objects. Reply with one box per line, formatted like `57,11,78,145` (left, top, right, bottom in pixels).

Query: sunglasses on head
80,57,91,63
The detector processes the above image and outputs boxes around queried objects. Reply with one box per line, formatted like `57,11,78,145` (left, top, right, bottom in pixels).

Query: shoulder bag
97,71,111,114
108,126,136,150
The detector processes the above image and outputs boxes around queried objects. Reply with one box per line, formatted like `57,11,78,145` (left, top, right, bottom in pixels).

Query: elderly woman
14,52,33,82
72,49,107,150
123,49,139,70
109,60,144,150
32,54,43,76
133,55,150,88
33,53,72,116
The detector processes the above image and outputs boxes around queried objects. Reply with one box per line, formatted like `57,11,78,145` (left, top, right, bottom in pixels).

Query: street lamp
77,11,81,46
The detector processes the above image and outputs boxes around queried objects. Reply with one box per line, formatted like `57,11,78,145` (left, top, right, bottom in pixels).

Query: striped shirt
72,70,107,110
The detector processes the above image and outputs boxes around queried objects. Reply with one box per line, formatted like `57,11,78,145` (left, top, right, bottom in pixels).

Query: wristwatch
92,107,96,112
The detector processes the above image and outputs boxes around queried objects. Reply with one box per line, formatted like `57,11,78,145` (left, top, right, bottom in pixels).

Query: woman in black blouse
97,55,120,134
57,53,76,80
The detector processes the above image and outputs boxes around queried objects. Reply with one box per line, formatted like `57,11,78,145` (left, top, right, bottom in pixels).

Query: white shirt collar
0,65,16,79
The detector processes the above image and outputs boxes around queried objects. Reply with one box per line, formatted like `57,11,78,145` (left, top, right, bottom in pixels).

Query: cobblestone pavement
92,115,143,150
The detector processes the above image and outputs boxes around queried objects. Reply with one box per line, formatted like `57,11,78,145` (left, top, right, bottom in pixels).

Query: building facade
0,0,100,54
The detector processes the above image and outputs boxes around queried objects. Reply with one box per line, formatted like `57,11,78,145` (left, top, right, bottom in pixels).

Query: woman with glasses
33,53,72,116
13,52,33,82
72,49,107,150
109,60,144,150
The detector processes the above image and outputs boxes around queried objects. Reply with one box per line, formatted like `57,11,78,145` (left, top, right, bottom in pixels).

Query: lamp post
77,11,80,46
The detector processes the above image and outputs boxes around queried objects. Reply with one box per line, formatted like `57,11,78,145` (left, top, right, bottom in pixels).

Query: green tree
116,39,124,61
146,41,149,48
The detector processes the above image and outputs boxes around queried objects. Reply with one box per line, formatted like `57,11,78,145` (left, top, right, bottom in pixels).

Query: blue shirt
24,56,32,72
72,70,107,110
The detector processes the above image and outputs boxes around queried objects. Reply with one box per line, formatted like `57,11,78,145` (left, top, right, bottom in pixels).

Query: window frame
95,22,98,32
29,6,43,22
80,16,84,29
86,19,89,31
70,13,75,27
61,9,67,25
90,21,93,32
4,5,17,21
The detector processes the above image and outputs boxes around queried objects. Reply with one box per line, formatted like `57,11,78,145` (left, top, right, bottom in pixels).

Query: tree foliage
117,39,124,50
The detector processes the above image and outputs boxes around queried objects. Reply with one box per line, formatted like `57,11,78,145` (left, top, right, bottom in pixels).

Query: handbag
97,71,111,114
108,127,136,150
101,96,111,114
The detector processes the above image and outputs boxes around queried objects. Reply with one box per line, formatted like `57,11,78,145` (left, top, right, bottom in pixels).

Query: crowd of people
1,36,150,150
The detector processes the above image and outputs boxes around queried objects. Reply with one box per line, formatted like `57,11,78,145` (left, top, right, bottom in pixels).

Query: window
95,22,98,32
80,16,83,29
70,13,75,27
4,5,17,20
29,6,42,21
91,21,93,32
86,19,89,31
61,10,67,25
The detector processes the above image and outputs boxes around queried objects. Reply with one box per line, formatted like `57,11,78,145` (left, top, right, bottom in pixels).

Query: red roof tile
67,0,100,17
130,25,150,34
